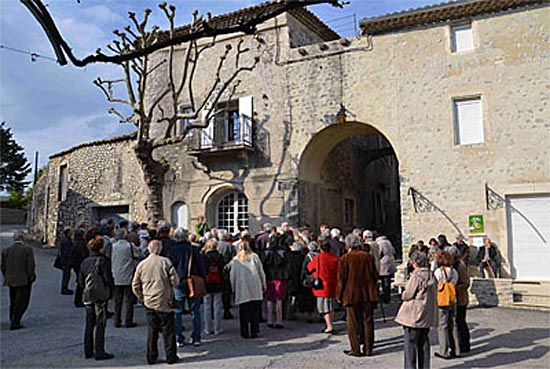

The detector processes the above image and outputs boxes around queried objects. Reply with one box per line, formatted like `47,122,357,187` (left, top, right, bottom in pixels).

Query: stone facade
30,3,549,282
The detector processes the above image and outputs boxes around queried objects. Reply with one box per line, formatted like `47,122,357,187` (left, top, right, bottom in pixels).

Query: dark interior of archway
300,133,402,254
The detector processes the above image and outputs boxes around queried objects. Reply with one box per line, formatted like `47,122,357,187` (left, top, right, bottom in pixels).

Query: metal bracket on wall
485,183,506,210
408,187,465,238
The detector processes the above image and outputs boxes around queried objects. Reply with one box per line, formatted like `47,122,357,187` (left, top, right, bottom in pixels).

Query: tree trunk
135,141,168,226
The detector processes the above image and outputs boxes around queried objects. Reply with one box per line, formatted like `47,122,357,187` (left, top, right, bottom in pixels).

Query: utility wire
0,45,58,63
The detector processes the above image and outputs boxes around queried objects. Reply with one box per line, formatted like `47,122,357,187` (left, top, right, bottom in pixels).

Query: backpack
437,268,456,307
205,263,222,285
84,257,109,303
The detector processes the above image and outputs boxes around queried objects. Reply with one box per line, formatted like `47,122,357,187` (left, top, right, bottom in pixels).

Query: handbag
53,253,63,270
312,254,324,290
186,249,206,298
437,268,456,307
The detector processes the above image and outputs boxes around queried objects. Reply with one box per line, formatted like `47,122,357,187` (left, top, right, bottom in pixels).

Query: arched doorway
216,191,249,234
171,201,189,230
298,122,402,252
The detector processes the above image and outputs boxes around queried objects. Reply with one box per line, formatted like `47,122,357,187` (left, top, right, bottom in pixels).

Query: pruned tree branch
21,0,345,67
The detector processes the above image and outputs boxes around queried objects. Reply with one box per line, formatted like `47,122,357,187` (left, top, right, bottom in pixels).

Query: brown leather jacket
336,250,378,306
456,260,470,306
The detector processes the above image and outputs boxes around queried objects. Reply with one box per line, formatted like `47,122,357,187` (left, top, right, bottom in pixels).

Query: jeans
189,296,202,343
403,326,431,369
456,304,471,352
113,285,135,325
479,260,497,278
9,284,32,327
84,301,107,357
222,280,232,314
74,265,83,305
239,300,261,338
173,286,186,344
203,292,223,334
145,308,177,364
437,305,460,357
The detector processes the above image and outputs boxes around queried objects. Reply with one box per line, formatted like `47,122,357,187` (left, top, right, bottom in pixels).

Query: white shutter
239,95,253,146
452,24,474,52
201,105,213,148
455,98,484,145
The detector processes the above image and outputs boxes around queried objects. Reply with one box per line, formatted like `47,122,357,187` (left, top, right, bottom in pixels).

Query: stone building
30,0,549,282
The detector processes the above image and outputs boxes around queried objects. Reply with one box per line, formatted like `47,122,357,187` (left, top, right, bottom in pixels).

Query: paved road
1,225,549,369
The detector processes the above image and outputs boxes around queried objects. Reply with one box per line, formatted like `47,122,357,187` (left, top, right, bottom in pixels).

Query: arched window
171,202,189,230
217,192,248,233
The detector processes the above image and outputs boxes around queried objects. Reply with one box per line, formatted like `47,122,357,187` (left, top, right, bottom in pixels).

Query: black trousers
74,265,83,306
456,304,471,352
9,284,32,327
84,301,107,357
403,326,430,369
61,265,73,292
380,275,392,303
113,285,135,325
146,308,177,364
222,281,232,314
239,300,261,338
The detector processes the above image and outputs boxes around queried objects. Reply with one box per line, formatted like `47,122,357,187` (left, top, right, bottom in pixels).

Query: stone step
512,302,550,312
513,292,550,306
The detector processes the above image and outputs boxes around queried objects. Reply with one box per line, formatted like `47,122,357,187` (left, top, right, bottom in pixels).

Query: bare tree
21,0,345,224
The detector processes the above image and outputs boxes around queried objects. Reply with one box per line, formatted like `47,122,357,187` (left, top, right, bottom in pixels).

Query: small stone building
30,0,549,282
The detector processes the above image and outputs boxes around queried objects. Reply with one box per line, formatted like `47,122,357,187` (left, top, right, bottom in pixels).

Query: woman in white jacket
230,240,266,339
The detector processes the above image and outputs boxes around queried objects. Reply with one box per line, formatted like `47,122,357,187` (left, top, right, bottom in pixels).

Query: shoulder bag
437,267,456,307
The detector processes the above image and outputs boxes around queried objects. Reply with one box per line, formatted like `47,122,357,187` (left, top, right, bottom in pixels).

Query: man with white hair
111,228,139,328
1,231,36,330
328,228,345,257
362,230,380,272
132,240,180,365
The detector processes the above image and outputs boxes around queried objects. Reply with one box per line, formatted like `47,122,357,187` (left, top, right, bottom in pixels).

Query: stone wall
29,136,148,245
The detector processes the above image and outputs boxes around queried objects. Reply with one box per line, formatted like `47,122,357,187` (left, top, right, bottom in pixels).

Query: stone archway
298,121,402,251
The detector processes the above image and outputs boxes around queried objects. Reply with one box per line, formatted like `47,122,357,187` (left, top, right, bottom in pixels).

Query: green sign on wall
469,214,484,234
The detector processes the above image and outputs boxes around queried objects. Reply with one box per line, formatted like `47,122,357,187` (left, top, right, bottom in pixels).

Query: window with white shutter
451,24,474,53
239,96,253,146
454,97,484,145
201,105,214,148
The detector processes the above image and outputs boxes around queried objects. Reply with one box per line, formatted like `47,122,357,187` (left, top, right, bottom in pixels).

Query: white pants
203,292,223,334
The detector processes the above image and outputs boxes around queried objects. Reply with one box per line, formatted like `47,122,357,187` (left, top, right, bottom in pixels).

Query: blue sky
0,0,440,173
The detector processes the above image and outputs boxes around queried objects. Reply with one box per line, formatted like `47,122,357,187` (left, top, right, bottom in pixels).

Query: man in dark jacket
59,226,75,295
1,231,36,330
78,235,115,360
477,237,498,278
336,234,378,357
328,228,345,257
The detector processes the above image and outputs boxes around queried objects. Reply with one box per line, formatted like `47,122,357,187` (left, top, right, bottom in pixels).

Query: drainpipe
43,185,49,244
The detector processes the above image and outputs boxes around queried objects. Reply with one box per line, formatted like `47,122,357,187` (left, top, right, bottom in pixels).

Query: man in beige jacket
132,240,180,365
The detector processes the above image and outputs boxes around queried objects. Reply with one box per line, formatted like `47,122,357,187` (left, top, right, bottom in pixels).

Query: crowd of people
1,218,502,368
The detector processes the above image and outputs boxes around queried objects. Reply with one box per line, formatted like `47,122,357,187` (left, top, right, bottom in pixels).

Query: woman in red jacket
308,241,339,334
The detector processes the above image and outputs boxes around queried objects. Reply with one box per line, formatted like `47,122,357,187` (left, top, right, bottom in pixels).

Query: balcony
186,123,254,158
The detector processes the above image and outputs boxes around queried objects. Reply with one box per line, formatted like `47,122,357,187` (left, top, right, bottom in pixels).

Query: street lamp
336,103,347,124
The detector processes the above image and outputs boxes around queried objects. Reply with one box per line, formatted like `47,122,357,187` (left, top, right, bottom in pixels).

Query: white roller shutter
508,195,550,280
452,24,474,52
239,95,253,146
454,98,484,145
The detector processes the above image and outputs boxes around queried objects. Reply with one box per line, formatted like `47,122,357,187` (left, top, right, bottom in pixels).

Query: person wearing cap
1,231,36,330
